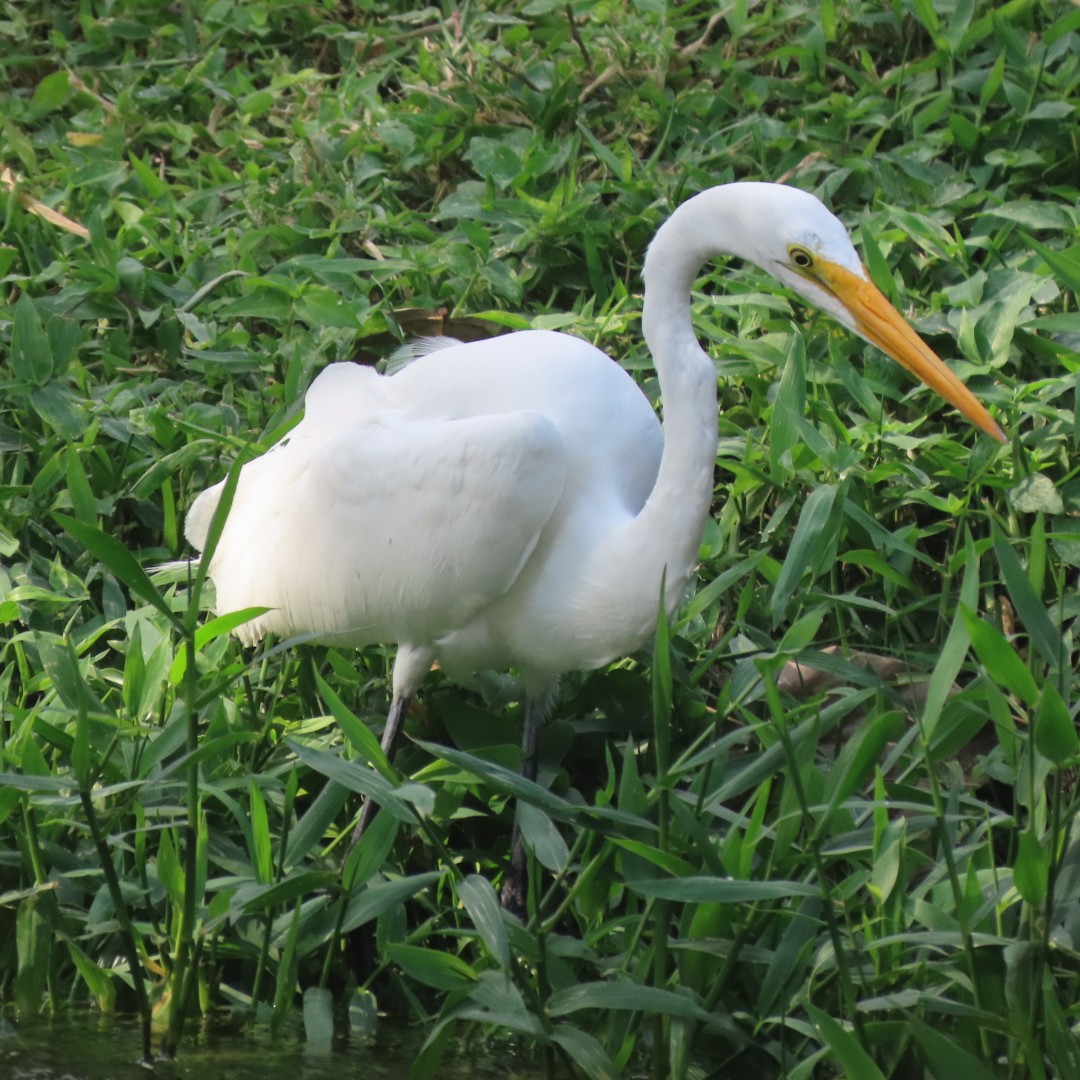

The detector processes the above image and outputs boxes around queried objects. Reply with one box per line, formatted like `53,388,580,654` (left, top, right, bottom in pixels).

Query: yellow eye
789,246,814,269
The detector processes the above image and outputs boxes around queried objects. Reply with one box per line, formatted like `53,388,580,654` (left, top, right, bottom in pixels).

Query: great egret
186,181,1004,910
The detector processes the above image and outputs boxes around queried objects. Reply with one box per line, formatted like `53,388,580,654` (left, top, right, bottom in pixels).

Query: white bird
186,182,1004,909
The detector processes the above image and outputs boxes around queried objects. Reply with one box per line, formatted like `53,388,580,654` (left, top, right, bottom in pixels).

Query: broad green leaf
295,285,365,329
1026,234,1080,292
961,606,1039,706
910,1017,1000,1080
272,902,302,1024
547,981,711,1021
287,739,431,820
769,332,807,479
342,805,398,892
129,151,170,198
55,514,183,630
284,781,351,868
11,293,53,385
1044,978,1080,1080
15,896,50,1016
156,829,184,907
29,70,70,116
315,672,390,773
340,872,440,933
30,383,84,439
385,944,477,992
302,986,333,1049
550,1025,619,1080
64,447,96,524
414,738,651,831
993,526,1063,669
458,874,510,970
806,1004,886,1080
922,535,979,738
248,780,273,885
517,802,569,872
771,482,844,623
1008,474,1063,515
238,873,339,912
66,939,115,1012
626,876,818,902
610,838,697,878
1034,682,1079,765
167,607,269,684
1014,831,1048,907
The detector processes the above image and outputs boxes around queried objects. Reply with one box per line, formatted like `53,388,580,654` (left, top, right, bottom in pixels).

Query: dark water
0,1012,545,1080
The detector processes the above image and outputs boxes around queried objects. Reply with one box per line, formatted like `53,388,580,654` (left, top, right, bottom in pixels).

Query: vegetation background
2,0,1079,1077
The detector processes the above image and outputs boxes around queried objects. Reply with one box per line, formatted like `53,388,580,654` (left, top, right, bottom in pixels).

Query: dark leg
501,682,556,917
351,692,411,844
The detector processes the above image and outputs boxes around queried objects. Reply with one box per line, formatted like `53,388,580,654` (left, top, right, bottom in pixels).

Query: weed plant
2,1,1079,1077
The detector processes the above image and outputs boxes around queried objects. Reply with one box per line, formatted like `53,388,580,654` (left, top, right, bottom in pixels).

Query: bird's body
187,182,1003,906
188,328,684,683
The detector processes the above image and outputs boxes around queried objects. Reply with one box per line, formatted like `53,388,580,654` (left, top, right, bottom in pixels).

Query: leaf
771,482,843,623
994,526,1064,670
315,672,390,773
284,782,351,867
1026,234,1080,292
29,70,71,117
385,944,477,991
1013,831,1048,907
15,896,50,1016
909,1017,1001,1080
1034,682,1079,765
1043,979,1080,1080
549,1025,619,1080
626,876,819,902
415,739,652,832
65,447,97,525
302,986,333,1050
961,606,1039,706
11,293,53,385
248,780,273,885
1051,518,1080,567
1008,474,1063,515
238,872,339,912
458,874,510,970
54,514,183,630
806,1004,886,1080
295,285,365,329
287,739,431,820
517,802,569,872
340,872,440,933
547,981,711,1021
341,799,398,891
156,829,184,907
66,939,115,1012
30,383,85,439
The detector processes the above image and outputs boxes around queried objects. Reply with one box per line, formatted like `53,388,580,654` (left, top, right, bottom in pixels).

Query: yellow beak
813,259,1006,444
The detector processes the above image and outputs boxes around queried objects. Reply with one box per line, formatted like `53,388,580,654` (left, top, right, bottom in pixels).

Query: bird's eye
789,246,814,269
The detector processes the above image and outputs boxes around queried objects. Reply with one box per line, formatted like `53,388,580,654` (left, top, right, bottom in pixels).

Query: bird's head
670,182,1007,444
751,184,1006,444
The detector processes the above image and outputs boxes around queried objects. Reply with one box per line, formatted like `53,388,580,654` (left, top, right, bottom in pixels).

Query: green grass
2,0,1080,1076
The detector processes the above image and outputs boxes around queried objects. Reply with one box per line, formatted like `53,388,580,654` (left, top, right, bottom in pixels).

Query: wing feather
189,401,567,648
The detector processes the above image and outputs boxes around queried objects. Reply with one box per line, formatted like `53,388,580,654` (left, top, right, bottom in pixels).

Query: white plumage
187,181,1003,907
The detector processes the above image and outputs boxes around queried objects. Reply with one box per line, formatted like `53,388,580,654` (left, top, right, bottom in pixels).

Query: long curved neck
579,201,722,634
636,211,721,612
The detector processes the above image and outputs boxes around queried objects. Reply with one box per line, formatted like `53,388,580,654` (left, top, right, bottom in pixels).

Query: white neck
577,194,724,639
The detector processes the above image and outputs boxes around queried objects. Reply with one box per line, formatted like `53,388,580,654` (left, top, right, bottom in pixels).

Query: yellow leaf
0,167,90,239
